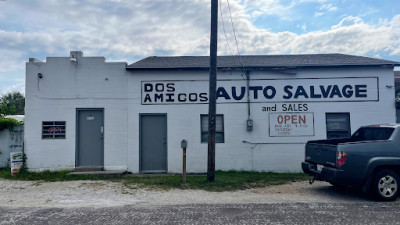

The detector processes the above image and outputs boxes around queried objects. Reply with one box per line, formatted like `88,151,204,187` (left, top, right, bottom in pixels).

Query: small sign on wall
10,152,23,175
269,112,314,137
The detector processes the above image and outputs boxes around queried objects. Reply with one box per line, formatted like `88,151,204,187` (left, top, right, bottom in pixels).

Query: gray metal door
140,114,167,173
77,109,104,167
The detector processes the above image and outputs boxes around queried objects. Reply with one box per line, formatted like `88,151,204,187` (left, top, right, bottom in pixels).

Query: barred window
42,121,66,139
201,115,224,143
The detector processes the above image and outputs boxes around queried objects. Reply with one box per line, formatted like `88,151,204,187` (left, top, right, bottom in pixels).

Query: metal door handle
100,126,104,139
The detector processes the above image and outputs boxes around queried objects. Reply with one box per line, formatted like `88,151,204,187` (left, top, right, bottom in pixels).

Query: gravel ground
1,179,400,224
2,203,400,225
0,178,390,209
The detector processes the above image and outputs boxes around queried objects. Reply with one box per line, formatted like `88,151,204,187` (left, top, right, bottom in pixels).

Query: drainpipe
246,70,250,118
246,70,254,171
246,71,253,131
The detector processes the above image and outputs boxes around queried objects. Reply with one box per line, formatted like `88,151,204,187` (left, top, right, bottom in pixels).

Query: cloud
1,0,398,94
241,0,296,20
315,3,338,17
0,0,398,74
320,3,337,12
331,16,363,29
297,23,307,32
235,15,398,56
389,15,400,55
297,0,327,2
0,48,25,73
0,81,25,96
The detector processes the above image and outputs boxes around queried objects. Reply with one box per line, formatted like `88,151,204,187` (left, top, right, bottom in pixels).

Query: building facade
25,51,400,172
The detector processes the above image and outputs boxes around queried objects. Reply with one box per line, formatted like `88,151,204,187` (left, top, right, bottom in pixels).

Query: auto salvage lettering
213,85,367,100
141,78,377,104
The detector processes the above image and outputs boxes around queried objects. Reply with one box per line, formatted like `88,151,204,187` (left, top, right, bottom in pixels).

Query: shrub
0,118,23,131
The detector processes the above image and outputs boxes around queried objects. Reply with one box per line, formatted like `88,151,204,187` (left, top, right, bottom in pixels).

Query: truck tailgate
305,143,337,167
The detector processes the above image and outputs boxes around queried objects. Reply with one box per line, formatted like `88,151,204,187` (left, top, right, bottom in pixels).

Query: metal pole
207,0,218,182
182,147,186,184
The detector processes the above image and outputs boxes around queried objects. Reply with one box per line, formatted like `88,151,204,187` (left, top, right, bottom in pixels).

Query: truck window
351,128,395,141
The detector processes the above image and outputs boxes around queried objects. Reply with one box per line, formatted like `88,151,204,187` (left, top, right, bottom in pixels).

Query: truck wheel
372,170,400,201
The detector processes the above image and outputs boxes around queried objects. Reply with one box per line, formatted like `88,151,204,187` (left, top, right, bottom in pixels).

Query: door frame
75,108,105,167
139,113,168,173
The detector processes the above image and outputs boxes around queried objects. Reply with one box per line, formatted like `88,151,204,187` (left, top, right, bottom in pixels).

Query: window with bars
326,113,351,139
42,121,66,139
201,114,224,143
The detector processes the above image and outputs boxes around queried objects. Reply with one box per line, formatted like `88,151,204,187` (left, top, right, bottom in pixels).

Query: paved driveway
0,179,399,224
1,203,400,225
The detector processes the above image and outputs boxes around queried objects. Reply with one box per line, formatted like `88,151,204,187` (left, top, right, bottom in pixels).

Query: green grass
0,168,102,182
0,168,310,191
123,171,310,191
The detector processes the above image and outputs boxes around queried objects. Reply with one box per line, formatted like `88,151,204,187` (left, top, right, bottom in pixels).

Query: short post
181,139,188,184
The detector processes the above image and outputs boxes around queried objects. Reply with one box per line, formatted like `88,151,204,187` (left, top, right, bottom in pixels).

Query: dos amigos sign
141,77,378,105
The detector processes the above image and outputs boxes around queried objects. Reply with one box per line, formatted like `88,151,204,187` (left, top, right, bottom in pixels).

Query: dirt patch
79,182,108,190
0,179,380,209
252,180,326,194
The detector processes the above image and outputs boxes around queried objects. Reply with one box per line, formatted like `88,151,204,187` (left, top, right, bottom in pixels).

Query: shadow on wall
0,126,24,168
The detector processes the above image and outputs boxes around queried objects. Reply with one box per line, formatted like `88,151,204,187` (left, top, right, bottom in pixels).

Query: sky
1,0,400,95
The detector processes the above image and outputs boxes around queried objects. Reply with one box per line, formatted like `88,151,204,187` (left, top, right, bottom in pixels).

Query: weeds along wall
0,126,24,168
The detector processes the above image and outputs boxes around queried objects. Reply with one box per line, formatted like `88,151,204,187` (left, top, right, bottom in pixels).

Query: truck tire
372,169,400,201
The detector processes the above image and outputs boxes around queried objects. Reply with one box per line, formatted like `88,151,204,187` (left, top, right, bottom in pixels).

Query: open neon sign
48,126,62,134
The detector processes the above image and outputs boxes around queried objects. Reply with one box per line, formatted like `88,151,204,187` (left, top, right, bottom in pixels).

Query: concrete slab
68,170,128,177
74,166,104,172
126,173,205,177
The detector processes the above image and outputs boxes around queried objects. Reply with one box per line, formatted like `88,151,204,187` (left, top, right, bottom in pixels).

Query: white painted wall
25,52,128,171
127,67,396,173
25,52,396,173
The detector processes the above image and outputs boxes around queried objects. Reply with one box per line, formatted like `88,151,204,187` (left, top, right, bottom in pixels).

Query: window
201,115,224,143
397,109,400,123
326,113,350,139
351,127,394,141
42,121,66,139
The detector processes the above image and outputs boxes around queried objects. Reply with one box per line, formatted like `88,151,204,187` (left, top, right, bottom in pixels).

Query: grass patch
123,171,310,192
0,168,310,191
0,168,102,182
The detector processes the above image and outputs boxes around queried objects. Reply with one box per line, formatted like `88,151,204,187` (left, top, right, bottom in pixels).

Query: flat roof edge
126,64,400,71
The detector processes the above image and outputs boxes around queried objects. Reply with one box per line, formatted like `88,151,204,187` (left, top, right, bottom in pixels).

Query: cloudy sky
1,0,400,94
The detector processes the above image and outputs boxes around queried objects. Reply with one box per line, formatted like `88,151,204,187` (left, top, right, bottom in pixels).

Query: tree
0,92,25,116
0,103,16,117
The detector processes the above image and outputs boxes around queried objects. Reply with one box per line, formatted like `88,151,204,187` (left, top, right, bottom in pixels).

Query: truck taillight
337,151,347,166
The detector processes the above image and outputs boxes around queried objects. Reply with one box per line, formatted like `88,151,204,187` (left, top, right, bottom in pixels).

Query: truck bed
305,142,338,167
307,137,355,146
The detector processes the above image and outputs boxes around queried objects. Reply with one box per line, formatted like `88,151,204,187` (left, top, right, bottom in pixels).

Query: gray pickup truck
302,124,400,201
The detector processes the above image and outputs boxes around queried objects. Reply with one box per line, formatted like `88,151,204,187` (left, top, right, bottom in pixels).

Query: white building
25,51,400,173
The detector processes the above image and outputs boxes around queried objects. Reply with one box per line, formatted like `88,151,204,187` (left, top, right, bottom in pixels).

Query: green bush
0,118,23,131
